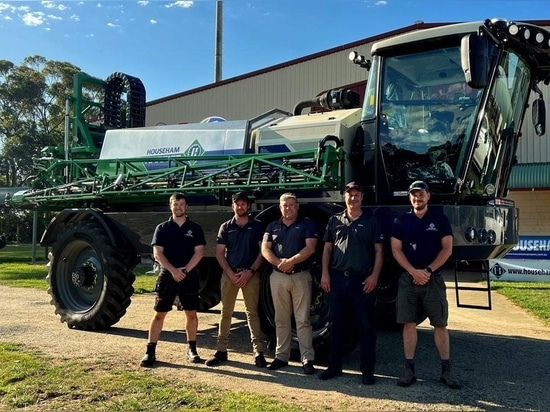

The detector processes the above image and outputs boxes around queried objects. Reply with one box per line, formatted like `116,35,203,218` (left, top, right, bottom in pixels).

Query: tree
0,56,81,186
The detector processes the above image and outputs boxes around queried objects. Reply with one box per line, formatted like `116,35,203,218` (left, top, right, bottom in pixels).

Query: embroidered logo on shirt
185,230,194,238
426,223,438,231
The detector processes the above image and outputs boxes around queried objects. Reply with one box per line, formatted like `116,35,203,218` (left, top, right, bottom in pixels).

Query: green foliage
0,343,297,410
0,56,81,185
0,210,54,243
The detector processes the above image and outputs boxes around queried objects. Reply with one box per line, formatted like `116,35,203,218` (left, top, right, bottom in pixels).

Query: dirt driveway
1,282,549,411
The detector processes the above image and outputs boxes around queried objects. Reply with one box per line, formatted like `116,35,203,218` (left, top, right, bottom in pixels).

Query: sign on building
489,236,550,282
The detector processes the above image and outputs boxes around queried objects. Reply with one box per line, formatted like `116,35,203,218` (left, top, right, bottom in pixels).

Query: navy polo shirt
391,207,452,269
323,209,383,272
263,216,318,266
216,217,264,269
151,216,206,270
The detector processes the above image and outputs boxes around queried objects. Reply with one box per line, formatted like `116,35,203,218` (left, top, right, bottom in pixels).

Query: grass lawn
0,343,296,411
491,281,550,326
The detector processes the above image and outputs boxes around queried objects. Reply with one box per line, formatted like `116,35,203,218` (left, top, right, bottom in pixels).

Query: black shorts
153,271,200,312
396,272,448,327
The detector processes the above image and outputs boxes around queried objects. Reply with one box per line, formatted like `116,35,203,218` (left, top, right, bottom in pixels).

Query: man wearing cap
261,192,318,374
318,181,384,384
205,192,267,367
391,180,460,389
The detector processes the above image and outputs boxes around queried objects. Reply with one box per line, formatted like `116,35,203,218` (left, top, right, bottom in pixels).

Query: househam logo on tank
146,146,181,156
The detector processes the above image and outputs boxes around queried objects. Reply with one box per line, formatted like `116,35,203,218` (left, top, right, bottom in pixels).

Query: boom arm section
7,142,345,210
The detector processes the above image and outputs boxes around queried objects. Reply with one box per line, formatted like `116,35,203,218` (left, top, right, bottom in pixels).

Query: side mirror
532,97,546,136
461,34,489,89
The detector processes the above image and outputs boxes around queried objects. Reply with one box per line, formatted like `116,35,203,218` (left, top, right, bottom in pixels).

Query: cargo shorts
396,272,448,327
153,270,200,312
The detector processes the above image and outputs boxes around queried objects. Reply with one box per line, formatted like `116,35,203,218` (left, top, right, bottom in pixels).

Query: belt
333,268,371,277
231,267,261,276
333,269,371,278
273,267,308,275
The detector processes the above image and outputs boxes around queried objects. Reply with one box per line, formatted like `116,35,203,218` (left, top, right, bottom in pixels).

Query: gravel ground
1,281,549,411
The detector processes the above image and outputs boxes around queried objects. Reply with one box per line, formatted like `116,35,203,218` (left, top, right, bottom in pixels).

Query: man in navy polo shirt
140,192,206,367
391,180,460,389
205,192,267,368
261,192,318,374
318,181,384,385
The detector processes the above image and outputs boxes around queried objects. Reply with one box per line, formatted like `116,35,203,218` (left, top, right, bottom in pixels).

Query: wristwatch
426,266,433,274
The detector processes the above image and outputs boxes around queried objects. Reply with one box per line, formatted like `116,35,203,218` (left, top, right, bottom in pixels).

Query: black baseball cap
408,180,429,193
232,192,250,203
344,181,363,192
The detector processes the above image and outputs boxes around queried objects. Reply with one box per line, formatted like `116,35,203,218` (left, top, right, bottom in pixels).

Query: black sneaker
140,353,156,367
318,367,342,380
362,372,375,385
302,361,316,375
267,358,288,370
205,351,228,366
254,352,267,368
187,347,201,364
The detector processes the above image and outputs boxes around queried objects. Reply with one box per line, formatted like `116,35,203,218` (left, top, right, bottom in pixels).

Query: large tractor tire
47,221,136,330
196,257,222,312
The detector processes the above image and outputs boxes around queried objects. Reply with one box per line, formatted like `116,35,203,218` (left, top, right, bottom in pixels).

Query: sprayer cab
352,18,550,206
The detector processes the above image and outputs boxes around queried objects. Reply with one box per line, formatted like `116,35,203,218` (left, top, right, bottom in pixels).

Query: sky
1,0,549,102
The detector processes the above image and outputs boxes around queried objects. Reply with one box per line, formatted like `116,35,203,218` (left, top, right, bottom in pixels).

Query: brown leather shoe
440,364,461,389
397,362,417,387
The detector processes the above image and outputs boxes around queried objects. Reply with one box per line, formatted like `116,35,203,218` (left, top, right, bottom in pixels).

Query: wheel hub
71,263,97,290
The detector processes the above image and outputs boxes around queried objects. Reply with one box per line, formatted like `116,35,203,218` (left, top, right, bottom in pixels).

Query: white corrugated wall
145,43,372,125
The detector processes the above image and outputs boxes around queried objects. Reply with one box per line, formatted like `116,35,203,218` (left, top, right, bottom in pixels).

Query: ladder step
454,261,492,310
